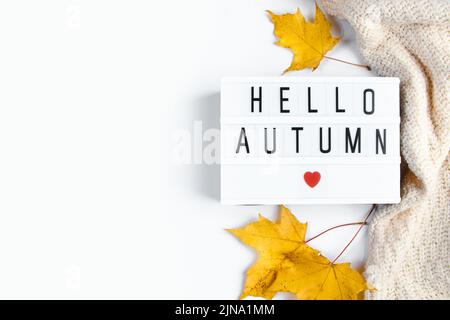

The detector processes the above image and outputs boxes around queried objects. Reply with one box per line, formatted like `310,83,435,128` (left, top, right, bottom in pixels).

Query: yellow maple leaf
228,206,371,300
268,5,340,73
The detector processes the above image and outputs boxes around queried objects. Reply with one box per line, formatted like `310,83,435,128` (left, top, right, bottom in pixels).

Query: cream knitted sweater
321,0,450,299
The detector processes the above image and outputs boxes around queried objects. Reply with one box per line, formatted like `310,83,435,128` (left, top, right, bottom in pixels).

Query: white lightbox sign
220,77,400,205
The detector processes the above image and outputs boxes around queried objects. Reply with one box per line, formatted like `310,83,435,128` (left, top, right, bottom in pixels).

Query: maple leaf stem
323,55,371,70
305,222,367,244
331,204,377,264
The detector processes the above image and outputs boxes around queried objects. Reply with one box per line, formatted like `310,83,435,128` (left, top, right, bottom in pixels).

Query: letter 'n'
376,128,386,154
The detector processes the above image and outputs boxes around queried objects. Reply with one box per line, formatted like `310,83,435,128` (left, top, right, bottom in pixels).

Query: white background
0,0,374,299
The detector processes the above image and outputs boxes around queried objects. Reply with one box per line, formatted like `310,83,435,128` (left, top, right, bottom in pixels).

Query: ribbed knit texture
321,0,450,299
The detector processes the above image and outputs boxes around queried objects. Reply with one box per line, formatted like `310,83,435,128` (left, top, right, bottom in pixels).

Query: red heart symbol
304,171,321,188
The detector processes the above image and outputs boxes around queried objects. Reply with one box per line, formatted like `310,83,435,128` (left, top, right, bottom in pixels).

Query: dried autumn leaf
228,206,371,300
268,5,340,73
